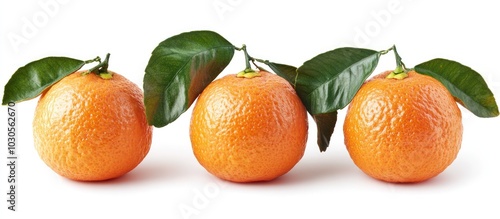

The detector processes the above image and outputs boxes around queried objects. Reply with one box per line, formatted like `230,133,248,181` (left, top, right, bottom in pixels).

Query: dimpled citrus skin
190,71,308,183
33,71,152,181
344,70,463,183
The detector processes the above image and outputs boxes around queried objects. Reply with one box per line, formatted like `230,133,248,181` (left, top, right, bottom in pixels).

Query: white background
1,0,500,218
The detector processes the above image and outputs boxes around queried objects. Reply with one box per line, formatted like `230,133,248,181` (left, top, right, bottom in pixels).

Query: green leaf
144,30,235,127
2,57,85,105
263,62,339,152
264,61,298,86
264,49,380,152
313,111,338,152
296,47,381,114
415,58,499,117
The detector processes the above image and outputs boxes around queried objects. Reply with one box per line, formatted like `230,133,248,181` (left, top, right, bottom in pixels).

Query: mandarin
33,71,152,181
344,70,462,183
190,71,308,183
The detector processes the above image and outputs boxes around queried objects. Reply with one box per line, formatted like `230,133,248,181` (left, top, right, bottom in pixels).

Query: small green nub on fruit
386,71,408,80
99,72,113,79
237,70,261,79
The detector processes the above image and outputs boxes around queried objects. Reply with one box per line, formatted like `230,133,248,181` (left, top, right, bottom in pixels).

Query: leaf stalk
88,53,111,75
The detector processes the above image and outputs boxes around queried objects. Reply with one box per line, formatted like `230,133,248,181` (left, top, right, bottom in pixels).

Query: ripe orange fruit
344,70,463,183
33,71,152,181
190,71,308,183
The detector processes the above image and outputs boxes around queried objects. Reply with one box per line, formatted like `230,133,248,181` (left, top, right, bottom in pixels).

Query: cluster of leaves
2,30,498,152
142,30,498,152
